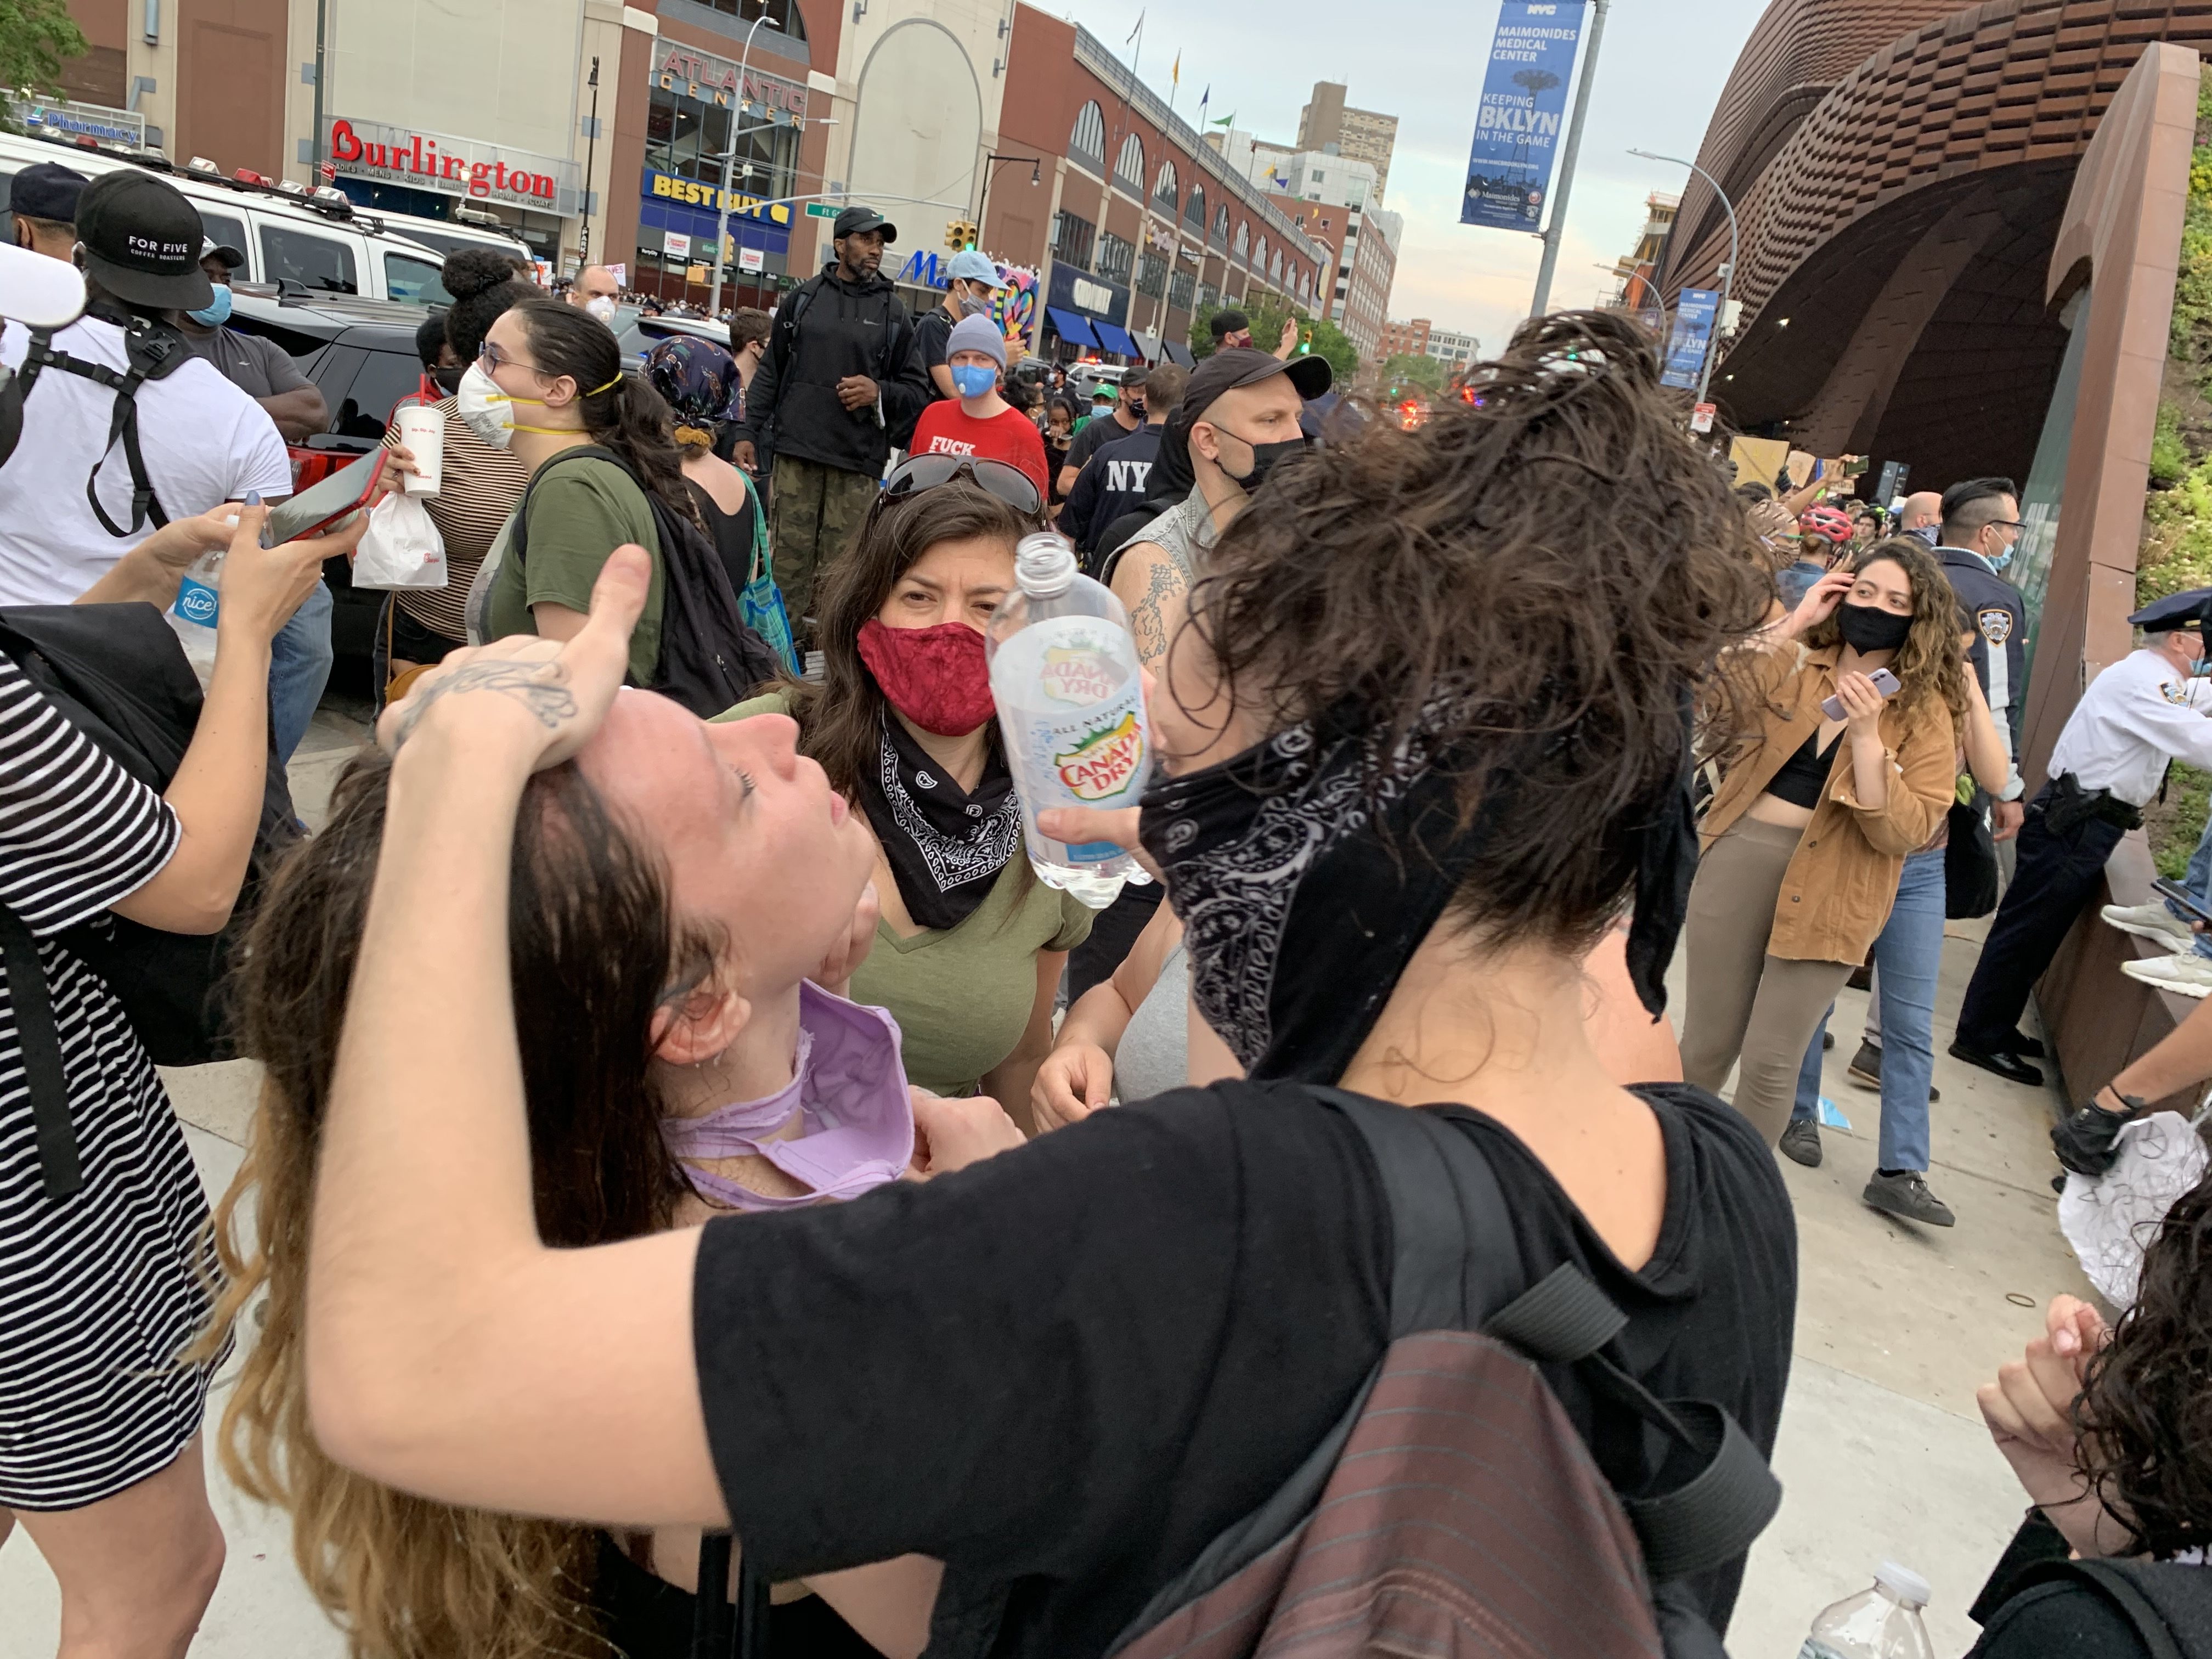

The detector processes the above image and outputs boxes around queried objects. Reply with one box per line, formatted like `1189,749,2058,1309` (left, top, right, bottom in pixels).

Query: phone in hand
257,448,383,547
2155,878,2212,928
1820,667,1901,721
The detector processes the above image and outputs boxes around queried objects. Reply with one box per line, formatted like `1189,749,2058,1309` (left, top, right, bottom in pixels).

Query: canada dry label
996,617,1149,857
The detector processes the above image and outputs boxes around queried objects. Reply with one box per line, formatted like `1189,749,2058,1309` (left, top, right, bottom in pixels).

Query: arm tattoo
393,661,578,748
1131,554,1186,671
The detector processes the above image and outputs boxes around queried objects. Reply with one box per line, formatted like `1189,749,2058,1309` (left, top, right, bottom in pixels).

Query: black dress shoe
1949,1040,2045,1087
2013,1035,2047,1060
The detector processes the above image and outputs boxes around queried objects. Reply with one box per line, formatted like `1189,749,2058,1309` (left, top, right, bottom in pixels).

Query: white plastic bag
2058,1109,2210,1308
352,491,447,590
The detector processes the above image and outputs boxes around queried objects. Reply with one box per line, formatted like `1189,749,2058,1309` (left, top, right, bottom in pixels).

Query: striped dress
0,653,227,1509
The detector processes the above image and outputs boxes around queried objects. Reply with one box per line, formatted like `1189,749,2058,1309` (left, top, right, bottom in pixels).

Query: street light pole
1528,0,1609,318
580,57,601,266
1627,146,1737,412
974,153,1041,253
706,11,782,316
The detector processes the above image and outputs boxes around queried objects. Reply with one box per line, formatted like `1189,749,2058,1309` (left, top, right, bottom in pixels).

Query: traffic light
943,219,979,251
1297,325,1313,356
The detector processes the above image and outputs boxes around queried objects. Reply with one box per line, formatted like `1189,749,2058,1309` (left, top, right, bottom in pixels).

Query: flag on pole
1171,52,1180,86
1126,10,1144,44
1197,86,1209,126
1212,111,1236,128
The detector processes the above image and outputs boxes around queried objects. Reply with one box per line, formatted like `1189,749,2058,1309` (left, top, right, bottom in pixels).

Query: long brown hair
784,481,1037,795
187,753,715,1658
1799,537,1971,725
1183,308,1775,960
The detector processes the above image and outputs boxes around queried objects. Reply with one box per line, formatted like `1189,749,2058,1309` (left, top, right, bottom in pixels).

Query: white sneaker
2121,952,2212,998
2102,902,2197,945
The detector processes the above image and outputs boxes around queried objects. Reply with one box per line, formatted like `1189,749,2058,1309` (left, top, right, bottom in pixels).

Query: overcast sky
1052,0,1770,352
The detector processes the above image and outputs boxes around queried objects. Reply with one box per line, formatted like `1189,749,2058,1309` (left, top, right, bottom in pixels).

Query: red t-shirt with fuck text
909,402,1051,500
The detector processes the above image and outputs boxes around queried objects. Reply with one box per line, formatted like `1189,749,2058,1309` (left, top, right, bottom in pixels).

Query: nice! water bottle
986,531,1154,906
1799,1562,1935,1659
165,548,223,688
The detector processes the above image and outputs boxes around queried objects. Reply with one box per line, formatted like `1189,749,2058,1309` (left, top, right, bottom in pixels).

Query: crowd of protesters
13,163,2212,1659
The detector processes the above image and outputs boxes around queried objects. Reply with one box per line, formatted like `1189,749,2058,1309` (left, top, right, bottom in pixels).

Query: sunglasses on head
877,454,1043,520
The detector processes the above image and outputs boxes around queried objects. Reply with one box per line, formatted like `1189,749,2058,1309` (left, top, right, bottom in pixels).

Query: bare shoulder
681,452,752,515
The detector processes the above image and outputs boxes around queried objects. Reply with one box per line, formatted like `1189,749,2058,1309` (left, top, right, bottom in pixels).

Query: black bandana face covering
1138,699,1697,1085
859,713,1021,932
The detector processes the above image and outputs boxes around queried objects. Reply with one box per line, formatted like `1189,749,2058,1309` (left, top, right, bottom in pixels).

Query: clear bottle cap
1014,531,1077,598
1875,1562,1930,1609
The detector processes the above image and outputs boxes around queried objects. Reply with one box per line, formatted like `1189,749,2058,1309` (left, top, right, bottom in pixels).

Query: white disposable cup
395,405,443,496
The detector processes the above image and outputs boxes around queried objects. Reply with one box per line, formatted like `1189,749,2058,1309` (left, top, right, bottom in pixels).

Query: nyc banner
1460,1,1589,232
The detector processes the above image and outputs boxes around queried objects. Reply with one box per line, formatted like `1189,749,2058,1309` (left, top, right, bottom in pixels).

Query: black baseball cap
1208,308,1251,340
11,162,88,224
1183,346,1331,422
834,205,897,242
200,235,246,270
75,171,212,309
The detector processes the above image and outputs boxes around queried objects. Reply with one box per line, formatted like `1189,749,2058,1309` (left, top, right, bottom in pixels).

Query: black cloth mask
1833,601,1911,655
858,713,1020,932
1137,698,1697,1084
1216,428,1307,494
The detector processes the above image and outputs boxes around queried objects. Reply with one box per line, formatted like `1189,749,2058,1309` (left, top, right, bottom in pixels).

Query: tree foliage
1379,352,1447,394
0,0,88,133
1189,296,1358,385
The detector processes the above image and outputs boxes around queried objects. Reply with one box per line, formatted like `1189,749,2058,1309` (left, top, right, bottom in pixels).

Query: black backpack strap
0,904,83,1201
1313,1086,1781,1585
691,1532,772,1659
2006,1560,2190,1659
19,320,191,537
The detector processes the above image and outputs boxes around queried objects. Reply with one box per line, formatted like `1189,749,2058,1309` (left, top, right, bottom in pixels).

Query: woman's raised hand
217,504,366,650
380,543,650,770
1783,567,1854,638
1832,670,1890,736
1976,1293,2112,1554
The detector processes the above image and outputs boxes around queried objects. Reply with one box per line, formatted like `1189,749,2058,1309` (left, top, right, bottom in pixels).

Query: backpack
1104,1088,1782,1659
0,309,198,537
509,446,785,717
1985,1559,2212,1657
0,602,301,1197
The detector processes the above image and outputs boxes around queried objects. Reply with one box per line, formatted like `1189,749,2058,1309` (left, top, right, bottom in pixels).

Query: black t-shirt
1065,408,1140,476
915,307,955,398
1973,1582,2153,1657
692,1080,1795,1658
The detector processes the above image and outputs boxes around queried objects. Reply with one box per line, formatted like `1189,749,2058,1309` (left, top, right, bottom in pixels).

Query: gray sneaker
1864,1169,1955,1227
1779,1118,1822,1167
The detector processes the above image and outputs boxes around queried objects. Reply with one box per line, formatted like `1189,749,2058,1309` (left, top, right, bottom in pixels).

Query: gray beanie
946,313,1007,369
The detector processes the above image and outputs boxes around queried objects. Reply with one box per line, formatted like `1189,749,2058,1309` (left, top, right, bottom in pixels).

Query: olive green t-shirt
716,691,1097,1094
486,452,665,684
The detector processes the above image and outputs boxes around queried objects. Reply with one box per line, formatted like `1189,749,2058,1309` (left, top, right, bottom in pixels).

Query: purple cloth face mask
661,980,913,1211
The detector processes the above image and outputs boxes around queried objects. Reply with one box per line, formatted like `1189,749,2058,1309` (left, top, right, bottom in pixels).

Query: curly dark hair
2075,1173,2212,1558
438,247,535,366
1798,537,1970,727
1182,308,1774,957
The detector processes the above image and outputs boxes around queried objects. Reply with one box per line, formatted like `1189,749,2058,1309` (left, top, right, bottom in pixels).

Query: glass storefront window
645,83,797,193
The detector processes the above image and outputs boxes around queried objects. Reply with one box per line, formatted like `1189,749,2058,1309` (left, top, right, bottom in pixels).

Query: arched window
1255,236,1268,279
1115,133,1145,193
1211,204,1229,248
1233,221,1249,261
1184,184,1205,232
1068,101,1105,172
1272,248,1284,284
1153,160,1178,214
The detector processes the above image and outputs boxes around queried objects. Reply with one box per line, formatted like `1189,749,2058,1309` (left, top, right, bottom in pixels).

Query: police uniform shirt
2045,648,2212,807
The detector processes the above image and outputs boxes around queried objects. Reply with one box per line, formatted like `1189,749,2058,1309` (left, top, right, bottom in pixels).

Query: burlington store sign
326,117,581,214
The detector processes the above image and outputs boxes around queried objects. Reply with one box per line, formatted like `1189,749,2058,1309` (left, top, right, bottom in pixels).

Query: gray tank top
1114,941,1188,1104
1099,487,1218,588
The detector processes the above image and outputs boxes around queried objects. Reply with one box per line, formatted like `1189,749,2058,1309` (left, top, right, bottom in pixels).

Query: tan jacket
1704,644,1959,963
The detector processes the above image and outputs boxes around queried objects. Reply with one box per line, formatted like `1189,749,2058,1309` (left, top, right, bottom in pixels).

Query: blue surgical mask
188,284,233,327
950,362,998,399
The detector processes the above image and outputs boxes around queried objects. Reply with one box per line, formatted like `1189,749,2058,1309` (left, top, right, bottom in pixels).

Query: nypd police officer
1951,588,2212,1084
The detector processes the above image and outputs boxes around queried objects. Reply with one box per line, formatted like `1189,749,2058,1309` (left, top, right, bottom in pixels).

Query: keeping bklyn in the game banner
1460,1,1589,233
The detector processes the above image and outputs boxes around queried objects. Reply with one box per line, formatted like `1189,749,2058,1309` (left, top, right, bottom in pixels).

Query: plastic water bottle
165,549,223,688
1799,1562,1935,1659
986,531,1154,906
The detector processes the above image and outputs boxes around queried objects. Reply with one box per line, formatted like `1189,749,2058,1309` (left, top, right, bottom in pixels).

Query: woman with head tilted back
195,698,1019,1656
263,312,1798,1655
717,458,1093,1123
1679,538,1967,1158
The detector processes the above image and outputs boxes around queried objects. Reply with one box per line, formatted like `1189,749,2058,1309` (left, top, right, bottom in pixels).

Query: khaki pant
1680,817,1856,1147
769,454,881,641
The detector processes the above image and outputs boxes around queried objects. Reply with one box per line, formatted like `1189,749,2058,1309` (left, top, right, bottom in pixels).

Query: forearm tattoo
393,661,578,747
1131,556,1186,670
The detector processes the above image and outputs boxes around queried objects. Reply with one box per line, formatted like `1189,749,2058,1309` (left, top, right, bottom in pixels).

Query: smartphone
1820,667,1901,721
257,448,383,547
2155,878,2212,927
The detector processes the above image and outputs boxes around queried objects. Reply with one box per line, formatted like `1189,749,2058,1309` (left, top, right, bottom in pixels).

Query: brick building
1296,81,1399,204
1379,317,1430,359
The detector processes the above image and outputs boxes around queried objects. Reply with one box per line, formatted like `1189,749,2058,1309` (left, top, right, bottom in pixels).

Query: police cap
2128,588,2212,633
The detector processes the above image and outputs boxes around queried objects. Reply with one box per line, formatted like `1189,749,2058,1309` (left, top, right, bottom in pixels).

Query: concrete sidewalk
0,709,2106,1656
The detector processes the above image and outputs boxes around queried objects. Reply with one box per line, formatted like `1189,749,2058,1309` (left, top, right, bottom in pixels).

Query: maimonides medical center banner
1461,1,1589,232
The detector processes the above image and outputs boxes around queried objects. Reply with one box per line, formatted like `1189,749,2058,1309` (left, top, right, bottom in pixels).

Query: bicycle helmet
1798,504,1853,545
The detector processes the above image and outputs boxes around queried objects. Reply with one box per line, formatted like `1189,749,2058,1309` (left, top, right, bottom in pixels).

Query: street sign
1690,403,1716,433
805,202,841,218
1874,460,1908,507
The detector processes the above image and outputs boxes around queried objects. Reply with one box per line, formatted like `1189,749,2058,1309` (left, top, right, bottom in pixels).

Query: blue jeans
1792,846,1947,1171
2169,806,2212,960
268,580,334,765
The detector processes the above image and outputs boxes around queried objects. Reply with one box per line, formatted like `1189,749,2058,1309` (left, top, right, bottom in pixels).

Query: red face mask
856,619,997,736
